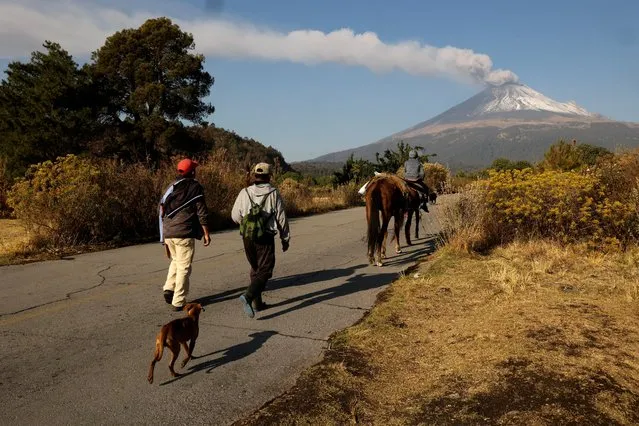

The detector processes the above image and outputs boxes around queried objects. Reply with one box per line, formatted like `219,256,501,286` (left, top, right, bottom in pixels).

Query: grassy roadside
236,241,639,425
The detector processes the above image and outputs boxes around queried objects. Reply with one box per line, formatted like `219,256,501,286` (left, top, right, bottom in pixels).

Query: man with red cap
159,158,210,311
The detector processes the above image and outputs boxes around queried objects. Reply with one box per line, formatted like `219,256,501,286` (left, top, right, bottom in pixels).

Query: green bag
240,189,274,241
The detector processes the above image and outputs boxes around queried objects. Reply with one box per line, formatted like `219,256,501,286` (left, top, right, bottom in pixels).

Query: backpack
239,189,274,241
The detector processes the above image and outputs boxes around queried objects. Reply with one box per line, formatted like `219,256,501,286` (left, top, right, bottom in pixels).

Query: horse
364,173,423,266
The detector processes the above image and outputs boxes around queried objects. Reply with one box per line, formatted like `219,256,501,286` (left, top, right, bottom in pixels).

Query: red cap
177,159,198,175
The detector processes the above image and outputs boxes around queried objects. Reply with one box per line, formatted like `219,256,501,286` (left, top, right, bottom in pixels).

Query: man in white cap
231,162,290,318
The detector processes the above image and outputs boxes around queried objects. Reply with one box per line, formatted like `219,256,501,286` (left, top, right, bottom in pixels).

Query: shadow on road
267,264,369,291
159,330,278,386
258,270,396,321
193,265,370,309
256,234,442,320
194,234,442,315
380,234,441,267
193,286,246,308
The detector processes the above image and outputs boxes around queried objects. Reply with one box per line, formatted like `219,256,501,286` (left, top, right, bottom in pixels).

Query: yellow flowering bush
481,168,637,249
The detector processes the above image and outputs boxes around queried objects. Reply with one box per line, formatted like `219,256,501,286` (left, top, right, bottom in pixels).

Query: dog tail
148,325,168,384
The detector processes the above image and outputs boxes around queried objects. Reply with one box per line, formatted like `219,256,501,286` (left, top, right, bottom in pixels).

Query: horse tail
366,184,381,259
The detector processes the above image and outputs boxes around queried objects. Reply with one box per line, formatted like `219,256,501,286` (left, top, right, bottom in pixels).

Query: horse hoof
396,249,403,254
376,262,384,267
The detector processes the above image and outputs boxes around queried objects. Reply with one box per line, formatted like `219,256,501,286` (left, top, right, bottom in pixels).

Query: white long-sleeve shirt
231,183,291,242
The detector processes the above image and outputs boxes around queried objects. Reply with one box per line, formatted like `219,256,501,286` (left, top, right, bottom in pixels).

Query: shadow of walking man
160,330,278,386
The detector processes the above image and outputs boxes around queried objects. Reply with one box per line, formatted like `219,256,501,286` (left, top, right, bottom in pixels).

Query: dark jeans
242,234,276,302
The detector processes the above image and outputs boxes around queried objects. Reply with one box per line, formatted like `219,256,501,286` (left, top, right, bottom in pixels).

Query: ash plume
0,0,518,86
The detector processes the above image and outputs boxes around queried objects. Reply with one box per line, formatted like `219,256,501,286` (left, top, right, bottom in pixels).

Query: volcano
310,83,639,169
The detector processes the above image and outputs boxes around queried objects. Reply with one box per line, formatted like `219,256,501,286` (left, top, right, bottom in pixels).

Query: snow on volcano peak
474,83,594,117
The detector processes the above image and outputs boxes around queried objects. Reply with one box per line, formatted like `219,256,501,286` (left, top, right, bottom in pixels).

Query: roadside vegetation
236,140,639,425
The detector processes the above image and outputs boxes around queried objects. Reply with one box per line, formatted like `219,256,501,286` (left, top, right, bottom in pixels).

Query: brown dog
147,303,204,384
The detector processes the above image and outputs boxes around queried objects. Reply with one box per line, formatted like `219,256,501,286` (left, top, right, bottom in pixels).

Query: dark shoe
163,290,174,304
252,299,270,312
172,305,184,312
420,202,429,213
239,295,255,319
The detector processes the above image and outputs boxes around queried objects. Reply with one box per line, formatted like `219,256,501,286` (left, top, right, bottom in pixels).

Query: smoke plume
0,0,518,86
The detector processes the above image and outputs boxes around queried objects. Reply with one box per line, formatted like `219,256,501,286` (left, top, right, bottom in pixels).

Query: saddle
403,179,427,196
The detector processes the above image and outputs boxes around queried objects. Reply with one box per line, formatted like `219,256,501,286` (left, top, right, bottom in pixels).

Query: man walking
403,150,430,212
159,159,210,311
231,162,290,318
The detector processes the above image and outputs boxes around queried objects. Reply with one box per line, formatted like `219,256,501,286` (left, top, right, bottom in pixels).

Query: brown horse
365,174,423,266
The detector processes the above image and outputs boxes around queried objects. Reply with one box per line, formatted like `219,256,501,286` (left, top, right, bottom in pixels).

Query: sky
0,0,637,161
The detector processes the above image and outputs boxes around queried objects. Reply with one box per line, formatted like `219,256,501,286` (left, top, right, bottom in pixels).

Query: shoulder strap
258,190,275,208
245,188,257,207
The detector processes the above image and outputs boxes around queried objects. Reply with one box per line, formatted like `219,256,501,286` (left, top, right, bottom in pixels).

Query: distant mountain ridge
310,83,639,169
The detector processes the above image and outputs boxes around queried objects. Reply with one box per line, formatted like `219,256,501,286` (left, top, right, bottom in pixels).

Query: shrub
444,168,639,252
97,160,166,241
594,149,639,204
489,158,533,171
440,182,493,252
423,162,451,193
278,178,313,216
541,140,613,172
485,169,636,248
334,182,363,207
8,155,105,245
194,149,247,230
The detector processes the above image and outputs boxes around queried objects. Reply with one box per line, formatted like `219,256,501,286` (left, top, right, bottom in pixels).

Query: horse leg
404,209,413,247
381,227,388,260
415,208,420,240
377,216,391,266
395,211,404,253
367,209,376,264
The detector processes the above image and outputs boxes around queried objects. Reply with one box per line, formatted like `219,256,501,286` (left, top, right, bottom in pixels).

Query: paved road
0,204,444,425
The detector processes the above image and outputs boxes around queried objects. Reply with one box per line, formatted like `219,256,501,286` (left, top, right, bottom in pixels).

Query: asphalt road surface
0,204,445,425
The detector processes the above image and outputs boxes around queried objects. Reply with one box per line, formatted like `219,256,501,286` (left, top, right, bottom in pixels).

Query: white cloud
0,0,518,86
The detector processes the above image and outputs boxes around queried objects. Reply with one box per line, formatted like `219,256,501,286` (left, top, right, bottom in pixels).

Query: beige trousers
163,238,196,307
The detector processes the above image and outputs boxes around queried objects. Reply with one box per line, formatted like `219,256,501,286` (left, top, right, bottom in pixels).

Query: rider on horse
403,150,429,213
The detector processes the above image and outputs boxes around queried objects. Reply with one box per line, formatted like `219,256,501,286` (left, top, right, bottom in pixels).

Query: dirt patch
236,241,639,425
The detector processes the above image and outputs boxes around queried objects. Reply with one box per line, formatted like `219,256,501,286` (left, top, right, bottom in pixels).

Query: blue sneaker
239,295,255,319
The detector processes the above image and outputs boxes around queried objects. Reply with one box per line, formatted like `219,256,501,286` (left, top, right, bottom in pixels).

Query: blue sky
1,0,637,161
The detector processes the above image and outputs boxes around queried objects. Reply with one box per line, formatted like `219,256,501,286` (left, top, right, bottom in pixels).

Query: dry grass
279,179,363,216
0,219,28,261
0,219,50,265
237,241,639,425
